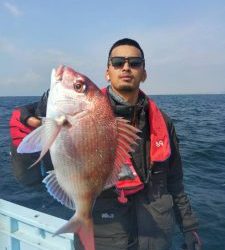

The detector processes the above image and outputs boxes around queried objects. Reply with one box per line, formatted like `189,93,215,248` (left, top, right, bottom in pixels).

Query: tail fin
53,215,95,250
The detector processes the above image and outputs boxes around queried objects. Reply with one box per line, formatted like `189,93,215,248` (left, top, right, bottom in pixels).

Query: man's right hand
26,117,42,128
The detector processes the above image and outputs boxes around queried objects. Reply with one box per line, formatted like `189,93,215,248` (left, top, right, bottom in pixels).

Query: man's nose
122,61,130,70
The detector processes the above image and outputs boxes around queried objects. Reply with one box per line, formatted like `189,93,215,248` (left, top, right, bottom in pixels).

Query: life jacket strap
116,158,144,203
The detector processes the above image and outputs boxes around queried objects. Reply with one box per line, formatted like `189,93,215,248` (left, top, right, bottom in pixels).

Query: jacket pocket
150,193,173,213
92,198,135,249
149,194,175,230
93,197,134,233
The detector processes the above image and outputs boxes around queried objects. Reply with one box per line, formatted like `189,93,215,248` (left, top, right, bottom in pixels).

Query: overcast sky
1,0,225,96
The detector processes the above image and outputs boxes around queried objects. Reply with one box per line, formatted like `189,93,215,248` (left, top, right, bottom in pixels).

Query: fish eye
73,82,86,93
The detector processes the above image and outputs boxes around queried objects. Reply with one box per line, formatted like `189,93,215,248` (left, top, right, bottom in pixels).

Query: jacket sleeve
20,90,49,125
11,90,51,186
164,114,199,233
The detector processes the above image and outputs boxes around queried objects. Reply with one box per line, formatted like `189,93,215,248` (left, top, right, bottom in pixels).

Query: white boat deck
0,199,75,250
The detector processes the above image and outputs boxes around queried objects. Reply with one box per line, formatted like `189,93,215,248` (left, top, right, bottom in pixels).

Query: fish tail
53,215,95,250
77,219,95,250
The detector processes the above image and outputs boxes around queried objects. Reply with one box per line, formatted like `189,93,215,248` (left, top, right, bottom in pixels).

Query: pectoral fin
17,125,44,153
17,117,65,167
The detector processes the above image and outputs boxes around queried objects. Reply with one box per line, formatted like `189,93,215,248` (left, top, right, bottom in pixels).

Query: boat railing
0,199,75,250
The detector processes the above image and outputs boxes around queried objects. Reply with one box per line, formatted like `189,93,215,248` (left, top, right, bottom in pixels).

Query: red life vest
101,88,171,203
9,108,34,147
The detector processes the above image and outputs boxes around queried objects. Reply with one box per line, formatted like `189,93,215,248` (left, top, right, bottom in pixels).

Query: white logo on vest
101,213,115,219
156,140,164,147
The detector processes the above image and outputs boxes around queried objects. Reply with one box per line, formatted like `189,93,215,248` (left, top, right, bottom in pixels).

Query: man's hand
26,117,42,128
181,231,202,250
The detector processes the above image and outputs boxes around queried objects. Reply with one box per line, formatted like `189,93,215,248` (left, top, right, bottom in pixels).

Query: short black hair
108,38,145,59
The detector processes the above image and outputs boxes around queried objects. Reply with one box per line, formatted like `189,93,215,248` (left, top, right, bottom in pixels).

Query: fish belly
50,115,117,207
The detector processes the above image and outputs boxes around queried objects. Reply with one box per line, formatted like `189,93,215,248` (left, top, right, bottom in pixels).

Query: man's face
106,45,147,94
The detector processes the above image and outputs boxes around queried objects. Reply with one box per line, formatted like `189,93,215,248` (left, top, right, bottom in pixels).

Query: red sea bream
17,65,140,250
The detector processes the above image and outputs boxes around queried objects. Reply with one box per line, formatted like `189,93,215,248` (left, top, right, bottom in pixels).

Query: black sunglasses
109,57,144,68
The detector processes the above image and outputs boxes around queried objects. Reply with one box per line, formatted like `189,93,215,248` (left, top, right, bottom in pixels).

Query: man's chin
118,86,135,92
116,83,138,92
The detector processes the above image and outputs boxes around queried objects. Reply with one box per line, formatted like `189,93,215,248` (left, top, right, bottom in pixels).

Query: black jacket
16,88,199,234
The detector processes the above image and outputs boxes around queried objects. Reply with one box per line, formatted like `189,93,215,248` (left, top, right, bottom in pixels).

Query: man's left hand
181,231,202,250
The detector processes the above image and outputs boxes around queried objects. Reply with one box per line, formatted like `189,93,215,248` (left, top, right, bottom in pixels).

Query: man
10,38,201,250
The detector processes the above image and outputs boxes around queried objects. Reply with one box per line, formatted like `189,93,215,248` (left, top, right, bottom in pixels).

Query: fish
17,65,140,250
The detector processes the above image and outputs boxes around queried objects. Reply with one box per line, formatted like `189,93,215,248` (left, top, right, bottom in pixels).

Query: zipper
131,105,137,126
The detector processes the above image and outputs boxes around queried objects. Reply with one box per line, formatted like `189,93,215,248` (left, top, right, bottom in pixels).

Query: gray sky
1,0,225,96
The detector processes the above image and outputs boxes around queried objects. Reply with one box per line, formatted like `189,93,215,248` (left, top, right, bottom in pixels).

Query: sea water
0,94,225,250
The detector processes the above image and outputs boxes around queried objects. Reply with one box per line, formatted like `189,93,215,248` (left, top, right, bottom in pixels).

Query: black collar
106,86,148,124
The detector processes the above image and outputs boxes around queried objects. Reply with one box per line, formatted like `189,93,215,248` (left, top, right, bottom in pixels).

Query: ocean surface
0,94,225,250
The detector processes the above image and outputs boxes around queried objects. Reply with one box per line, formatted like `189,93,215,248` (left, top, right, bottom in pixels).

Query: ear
105,69,110,82
141,69,147,82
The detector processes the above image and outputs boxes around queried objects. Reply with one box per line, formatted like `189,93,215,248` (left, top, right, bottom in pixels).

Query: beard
116,83,138,93
118,86,134,92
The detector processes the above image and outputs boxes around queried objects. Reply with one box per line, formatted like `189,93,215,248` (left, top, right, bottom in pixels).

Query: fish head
47,65,101,118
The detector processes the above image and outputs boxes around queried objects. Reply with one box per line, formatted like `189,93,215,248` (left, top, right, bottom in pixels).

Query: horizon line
1,92,225,98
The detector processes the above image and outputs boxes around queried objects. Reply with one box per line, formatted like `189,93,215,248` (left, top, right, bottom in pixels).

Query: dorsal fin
104,118,141,188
